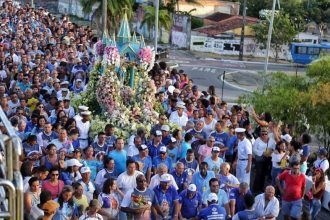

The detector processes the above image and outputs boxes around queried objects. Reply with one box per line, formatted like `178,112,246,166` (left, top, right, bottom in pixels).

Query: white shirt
64,106,75,118
76,119,90,139
78,180,95,203
169,111,188,128
95,169,116,191
313,157,329,173
253,193,280,220
127,145,139,157
271,152,288,169
252,138,276,157
78,213,103,220
117,171,144,194
237,137,252,160
148,174,179,190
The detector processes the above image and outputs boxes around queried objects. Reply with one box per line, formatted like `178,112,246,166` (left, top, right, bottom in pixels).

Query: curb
220,71,256,93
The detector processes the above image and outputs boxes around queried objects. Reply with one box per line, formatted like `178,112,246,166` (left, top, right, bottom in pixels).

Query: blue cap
318,148,328,156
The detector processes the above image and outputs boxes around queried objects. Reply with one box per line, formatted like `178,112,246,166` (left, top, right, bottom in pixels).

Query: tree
239,56,330,151
252,12,298,61
80,0,134,33
140,5,172,40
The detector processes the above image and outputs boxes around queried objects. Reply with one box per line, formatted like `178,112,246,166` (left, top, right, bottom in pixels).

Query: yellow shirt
27,97,39,112
73,195,89,212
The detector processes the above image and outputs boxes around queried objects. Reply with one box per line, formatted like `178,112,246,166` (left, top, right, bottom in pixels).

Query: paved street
166,50,306,103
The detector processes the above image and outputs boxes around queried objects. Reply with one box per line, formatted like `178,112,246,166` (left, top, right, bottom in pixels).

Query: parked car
157,46,169,59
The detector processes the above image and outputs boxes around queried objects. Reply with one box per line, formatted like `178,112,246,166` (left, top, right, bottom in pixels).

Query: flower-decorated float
72,12,160,140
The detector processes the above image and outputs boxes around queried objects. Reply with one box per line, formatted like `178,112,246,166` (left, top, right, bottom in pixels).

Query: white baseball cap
207,193,218,202
188,184,197,192
168,85,175,94
66,159,83,167
159,174,171,182
235,128,246,133
80,166,91,174
161,125,170,132
160,146,167,153
155,130,162,136
170,137,177,143
139,144,148,150
212,146,221,152
281,134,292,143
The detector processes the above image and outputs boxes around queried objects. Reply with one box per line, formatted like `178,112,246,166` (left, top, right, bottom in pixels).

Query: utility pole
102,0,107,36
239,0,247,61
154,0,159,53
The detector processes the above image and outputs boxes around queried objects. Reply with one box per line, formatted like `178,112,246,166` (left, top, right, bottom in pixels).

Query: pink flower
138,47,152,64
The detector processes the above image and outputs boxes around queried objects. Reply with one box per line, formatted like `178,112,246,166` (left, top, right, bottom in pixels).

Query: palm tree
141,5,172,40
80,0,134,33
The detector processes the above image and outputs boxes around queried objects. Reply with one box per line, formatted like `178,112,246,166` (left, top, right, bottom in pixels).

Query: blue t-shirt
236,210,259,220
198,204,227,220
167,147,179,166
153,185,179,218
204,156,223,174
179,141,192,159
192,171,215,194
171,170,188,193
162,135,172,146
108,149,127,175
152,156,173,171
227,135,238,156
229,188,252,213
85,159,102,181
148,142,165,158
202,189,229,206
132,155,152,175
179,189,202,218
210,131,230,147
179,158,199,174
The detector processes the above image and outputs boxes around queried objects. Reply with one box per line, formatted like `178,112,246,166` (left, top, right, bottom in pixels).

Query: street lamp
154,0,159,54
262,0,277,92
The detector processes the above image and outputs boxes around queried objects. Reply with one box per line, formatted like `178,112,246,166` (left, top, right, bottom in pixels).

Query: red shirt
278,170,306,201
42,180,64,199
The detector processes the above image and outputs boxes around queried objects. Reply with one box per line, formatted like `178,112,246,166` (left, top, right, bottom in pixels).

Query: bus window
295,46,307,54
321,48,330,54
307,47,320,55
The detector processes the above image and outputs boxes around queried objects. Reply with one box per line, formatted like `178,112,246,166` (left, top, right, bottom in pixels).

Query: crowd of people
0,1,329,220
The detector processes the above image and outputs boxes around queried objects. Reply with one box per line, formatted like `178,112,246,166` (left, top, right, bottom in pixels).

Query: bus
290,42,330,65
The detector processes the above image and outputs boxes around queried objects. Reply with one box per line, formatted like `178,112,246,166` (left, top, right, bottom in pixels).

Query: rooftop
195,15,259,36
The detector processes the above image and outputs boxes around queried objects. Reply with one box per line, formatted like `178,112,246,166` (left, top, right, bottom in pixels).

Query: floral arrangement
74,40,160,141
102,46,121,67
94,40,105,57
